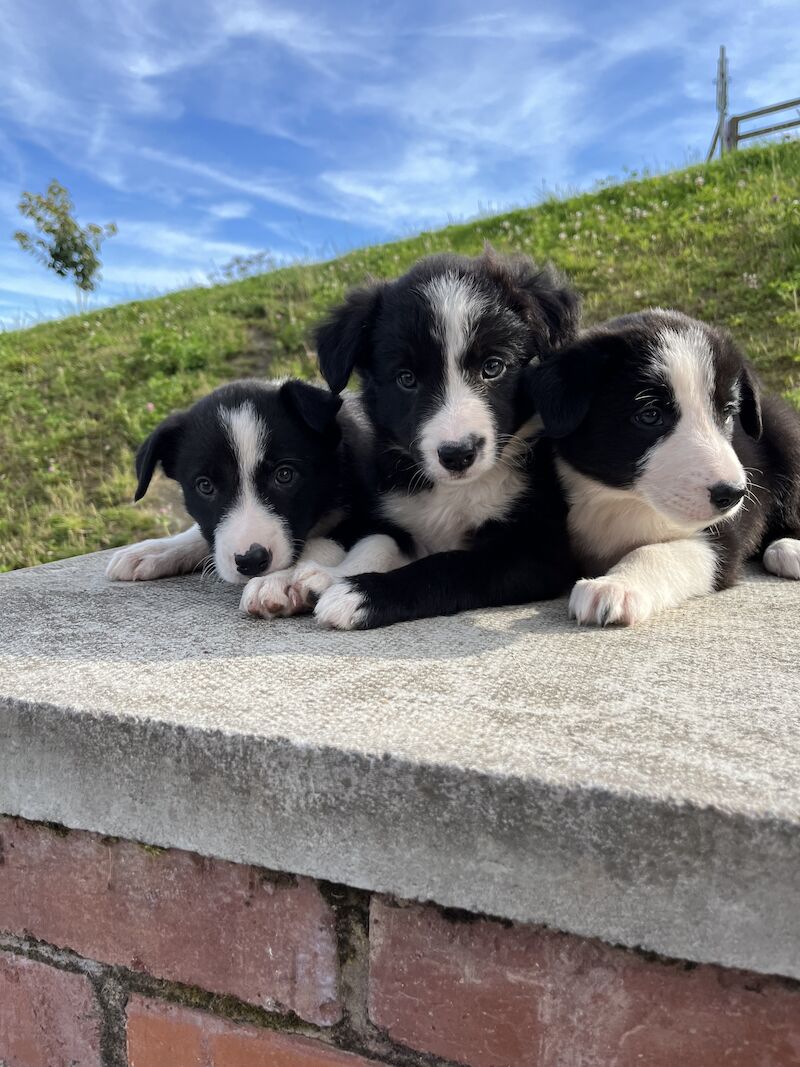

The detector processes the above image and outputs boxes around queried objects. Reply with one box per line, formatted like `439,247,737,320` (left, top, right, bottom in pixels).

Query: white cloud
1,0,799,330
136,147,340,220
101,264,208,290
322,145,487,226
421,10,578,41
115,218,260,262
207,200,253,220
215,2,378,67
0,271,75,302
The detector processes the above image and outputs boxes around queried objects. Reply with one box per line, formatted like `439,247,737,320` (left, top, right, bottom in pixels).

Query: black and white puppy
529,309,800,625
106,379,368,609
282,249,581,629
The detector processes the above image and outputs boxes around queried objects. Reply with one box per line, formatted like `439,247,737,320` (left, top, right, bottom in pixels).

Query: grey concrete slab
0,551,798,978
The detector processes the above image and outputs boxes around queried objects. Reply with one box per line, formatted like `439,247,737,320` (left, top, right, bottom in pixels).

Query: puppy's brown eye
633,406,663,428
481,357,506,380
723,404,737,422
275,465,295,485
195,477,215,496
396,370,417,390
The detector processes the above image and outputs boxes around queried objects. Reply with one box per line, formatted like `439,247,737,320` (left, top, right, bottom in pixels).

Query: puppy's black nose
437,436,483,473
234,543,272,576
709,482,746,512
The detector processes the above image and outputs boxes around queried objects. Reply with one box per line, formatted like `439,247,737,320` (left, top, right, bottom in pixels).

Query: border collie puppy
529,309,800,626
106,379,368,608
279,249,581,629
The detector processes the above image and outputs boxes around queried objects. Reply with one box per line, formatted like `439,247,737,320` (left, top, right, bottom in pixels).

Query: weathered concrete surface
1,552,798,979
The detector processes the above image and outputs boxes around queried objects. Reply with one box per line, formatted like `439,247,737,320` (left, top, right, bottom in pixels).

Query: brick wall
1,815,798,1067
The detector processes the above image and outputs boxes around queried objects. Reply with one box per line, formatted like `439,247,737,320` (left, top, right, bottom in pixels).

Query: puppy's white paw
240,569,307,618
569,576,654,627
314,581,368,630
290,562,337,608
763,537,800,580
106,541,187,581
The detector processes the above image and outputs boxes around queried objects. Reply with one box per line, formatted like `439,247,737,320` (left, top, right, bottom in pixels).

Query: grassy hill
1,140,799,572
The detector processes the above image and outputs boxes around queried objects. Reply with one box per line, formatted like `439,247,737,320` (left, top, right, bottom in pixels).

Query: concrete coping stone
1,551,798,979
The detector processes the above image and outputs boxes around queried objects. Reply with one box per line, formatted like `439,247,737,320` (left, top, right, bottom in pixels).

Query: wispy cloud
116,219,260,262
135,147,333,218
207,200,252,220
101,264,208,290
0,0,798,324
0,264,76,302
214,2,380,68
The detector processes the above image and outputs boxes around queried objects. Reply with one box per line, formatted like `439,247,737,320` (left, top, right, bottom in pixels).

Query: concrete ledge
1,552,798,979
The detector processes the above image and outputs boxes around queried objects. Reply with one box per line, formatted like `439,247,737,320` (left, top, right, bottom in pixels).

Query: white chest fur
380,470,524,555
382,427,537,557
556,459,696,573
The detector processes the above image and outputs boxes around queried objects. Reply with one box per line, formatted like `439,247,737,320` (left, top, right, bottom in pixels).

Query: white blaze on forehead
422,271,487,364
219,401,268,478
651,324,715,415
213,402,294,584
418,272,496,482
635,325,746,528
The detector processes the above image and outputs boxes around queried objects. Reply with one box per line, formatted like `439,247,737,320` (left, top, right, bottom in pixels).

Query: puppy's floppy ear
719,331,762,440
134,411,186,501
527,341,608,439
533,266,582,349
481,243,581,351
280,379,342,436
739,363,763,440
315,281,385,394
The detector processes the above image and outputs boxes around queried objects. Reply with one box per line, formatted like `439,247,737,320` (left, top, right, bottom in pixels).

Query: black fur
314,249,581,627
529,310,800,590
134,379,366,561
344,441,576,626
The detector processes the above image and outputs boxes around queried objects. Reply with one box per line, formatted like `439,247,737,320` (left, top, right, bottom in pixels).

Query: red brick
369,898,800,1067
0,816,340,1025
126,995,382,1067
0,951,103,1067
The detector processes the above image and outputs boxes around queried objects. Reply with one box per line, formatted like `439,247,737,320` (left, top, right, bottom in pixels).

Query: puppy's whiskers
199,555,222,585
407,465,428,496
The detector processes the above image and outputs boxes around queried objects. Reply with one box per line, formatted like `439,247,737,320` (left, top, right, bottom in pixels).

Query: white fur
418,273,495,483
555,322,749,574
557,460,701,573
221,402,266,475
385,420,537,556
636,326,746,526
239,567,299,617
763,537,800,580
215,403,293,584
423,272,487,365
240,536,346,617
291,534,406,606
106,524,208,581
570,535,718,626
559,323,754,626
313,581,368,630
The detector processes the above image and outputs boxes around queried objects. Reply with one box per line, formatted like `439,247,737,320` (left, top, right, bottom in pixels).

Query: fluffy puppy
107,379,371,611
529,309,800,625
278,248,581,629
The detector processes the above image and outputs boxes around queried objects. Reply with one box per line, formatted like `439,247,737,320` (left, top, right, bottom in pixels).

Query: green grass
1,140,799,572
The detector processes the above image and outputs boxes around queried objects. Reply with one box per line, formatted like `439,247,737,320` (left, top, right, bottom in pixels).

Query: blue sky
0,0,797,326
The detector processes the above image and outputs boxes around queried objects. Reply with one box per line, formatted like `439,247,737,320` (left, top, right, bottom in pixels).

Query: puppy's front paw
240,569,307,618
289,562,337,609
106,541,184,581
569,576,653,627
314,580,368,630
763,537,800,580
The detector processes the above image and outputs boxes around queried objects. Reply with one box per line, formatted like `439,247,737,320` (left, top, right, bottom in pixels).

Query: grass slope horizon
2,140,799,572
